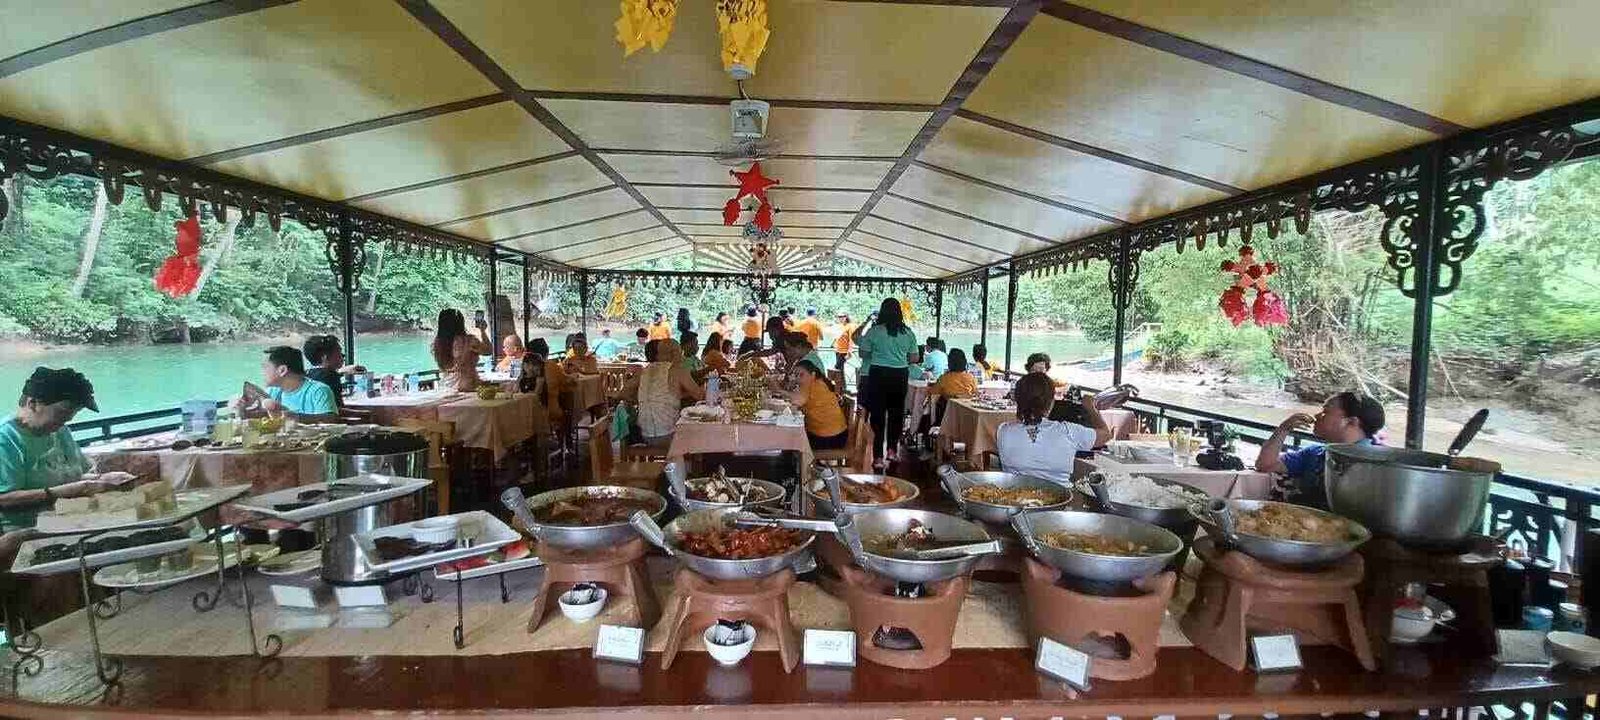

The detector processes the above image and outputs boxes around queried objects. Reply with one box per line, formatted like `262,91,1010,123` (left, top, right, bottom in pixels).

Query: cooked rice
1102,473,1207,509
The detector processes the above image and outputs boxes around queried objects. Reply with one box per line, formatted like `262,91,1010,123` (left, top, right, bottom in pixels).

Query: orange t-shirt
930,370,978,399
741,318,761,339
794,317,823,350
799,378,847,438
647,322,672,341
832,323,856,353
543,359,568,422
708,321,729,342
563,353,597,376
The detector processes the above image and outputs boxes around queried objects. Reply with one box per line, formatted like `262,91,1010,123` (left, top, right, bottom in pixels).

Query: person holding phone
854,298,918,470
432,308,491,392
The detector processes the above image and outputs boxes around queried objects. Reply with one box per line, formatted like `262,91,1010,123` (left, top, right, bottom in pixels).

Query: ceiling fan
713,81,785,167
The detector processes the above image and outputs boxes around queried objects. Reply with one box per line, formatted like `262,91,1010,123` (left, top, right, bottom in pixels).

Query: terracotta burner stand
1181,537,1375,672
526,538,659,634
658,568,800,672
1021,558,1175,681
1360,535,1501,664
836,563,970,670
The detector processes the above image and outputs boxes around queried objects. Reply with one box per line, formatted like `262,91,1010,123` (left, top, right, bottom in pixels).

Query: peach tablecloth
436,393,538,461
937,398,1014,462
666,420,814,468
343,390,459,426
567,374,606,412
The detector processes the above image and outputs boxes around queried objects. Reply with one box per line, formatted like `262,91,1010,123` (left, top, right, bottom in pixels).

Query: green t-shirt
268,378,336,416
681,355,705,374
857,325,917,369
0,416,90,530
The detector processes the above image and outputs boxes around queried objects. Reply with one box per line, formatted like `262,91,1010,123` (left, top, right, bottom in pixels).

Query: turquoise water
0,328,1106,420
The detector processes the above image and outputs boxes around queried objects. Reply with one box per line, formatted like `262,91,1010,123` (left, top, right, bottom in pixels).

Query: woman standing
675,308,694,339
854,298,918,470
707,312,731,344
432,309,491,392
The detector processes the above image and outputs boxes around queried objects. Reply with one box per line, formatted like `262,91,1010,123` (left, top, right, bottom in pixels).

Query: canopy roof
2,0,1598,277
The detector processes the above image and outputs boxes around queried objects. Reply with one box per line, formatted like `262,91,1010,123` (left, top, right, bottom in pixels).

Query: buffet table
1077,455,1276,499
666,419,814,469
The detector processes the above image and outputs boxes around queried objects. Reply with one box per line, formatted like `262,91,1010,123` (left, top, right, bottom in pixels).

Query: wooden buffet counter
1,642,1595,719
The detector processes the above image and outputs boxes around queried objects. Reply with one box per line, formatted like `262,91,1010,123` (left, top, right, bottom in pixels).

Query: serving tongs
628,511,677,557
1197,497,1241,549
499,486,539,533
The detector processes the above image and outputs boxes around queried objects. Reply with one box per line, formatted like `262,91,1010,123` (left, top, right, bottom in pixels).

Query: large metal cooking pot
1012,510,1181,583
522,485,667,550
835,508,997,584
320,430,431,584
1325,443,1497,546
938,466,1072,524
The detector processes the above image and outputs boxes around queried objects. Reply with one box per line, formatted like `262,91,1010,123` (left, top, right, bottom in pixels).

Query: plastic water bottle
706,373,722,406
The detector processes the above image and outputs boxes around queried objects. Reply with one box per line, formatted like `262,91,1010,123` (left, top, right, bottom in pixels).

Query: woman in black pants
853,298,917,470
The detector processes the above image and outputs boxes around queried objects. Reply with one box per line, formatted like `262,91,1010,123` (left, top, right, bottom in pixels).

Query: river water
0,328,1106,419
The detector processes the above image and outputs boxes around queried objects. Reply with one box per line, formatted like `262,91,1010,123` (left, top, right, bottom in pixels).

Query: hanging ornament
898,296,918,325
716,0,770,78
615,0,680,57
154,215,204,298
603,283,629,319
1218,245,1286,327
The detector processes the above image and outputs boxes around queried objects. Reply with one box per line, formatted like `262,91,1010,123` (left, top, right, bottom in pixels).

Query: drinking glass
1169,429,1196,467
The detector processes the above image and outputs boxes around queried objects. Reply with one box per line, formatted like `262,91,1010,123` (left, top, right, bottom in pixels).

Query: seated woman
789,360,848,450
994,372,1112,485
1255,392,1385,510
1024,352,1068,388
971,343,999,381
701,331,733,375
562,333,599,375
528,339,568,427
0,368,134,532
623,339,705,444
922,348,978,440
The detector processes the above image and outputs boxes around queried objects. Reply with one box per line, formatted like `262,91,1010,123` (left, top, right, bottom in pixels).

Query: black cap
22,367,98,412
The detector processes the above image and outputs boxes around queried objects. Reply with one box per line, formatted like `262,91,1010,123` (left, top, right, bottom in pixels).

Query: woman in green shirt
852,298,919,469
0,368,133,531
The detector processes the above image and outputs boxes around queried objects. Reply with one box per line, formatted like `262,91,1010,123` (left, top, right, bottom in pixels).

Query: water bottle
405,373,419,394
706,373,722,406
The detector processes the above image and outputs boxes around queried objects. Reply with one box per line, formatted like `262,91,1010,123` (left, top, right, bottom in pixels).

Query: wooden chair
588,412,665,491
396,418,456,515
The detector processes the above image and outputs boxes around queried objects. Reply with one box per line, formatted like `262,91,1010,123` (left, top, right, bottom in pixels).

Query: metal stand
73,534,122,685
453,567,465,649
6,598,44,678
230,535,282,659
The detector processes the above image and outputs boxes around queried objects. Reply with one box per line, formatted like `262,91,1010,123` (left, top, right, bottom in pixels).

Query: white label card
803,629,857,667
270,584,319,609
333,585,387,608
1036,637,1092,691
594,624,645,665
1250,634,1303,673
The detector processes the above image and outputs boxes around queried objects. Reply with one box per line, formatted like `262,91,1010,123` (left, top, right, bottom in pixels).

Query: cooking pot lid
323,430,428,455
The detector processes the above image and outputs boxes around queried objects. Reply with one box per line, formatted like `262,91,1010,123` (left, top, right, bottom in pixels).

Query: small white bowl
1389,607,1435,644
558,587,608,623
703,623,756,666
1547,631,1600,670
410,517,460,545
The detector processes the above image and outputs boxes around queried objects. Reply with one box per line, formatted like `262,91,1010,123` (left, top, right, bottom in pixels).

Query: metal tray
352,511,520,575
32,484,252,537
432,554,544,582
12,520,206,576
229,474,431,524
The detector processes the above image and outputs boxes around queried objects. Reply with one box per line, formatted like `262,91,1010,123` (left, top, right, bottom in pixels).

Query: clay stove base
1022,558,1174,681
1181,537,1375,672
526,538,659,634
1360,536,1501,664
837,564,969,670
659,568,800,672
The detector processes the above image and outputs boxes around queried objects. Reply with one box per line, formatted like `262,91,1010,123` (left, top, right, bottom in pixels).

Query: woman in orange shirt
737,307,763,355
788,360,848,450
707,312,731,345
701,331,733,375
927,348,978,429
527,338,568,424
563,333,598,375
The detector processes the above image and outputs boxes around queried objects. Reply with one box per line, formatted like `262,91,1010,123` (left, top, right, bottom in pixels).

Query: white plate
353,511,520,576
256,549,323,577
432,554,543,581
94,555,230,591
13,521,206,576
229,474,431,524
33,485,252,536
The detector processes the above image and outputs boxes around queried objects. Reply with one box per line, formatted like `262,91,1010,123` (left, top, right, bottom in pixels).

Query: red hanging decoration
1218,245,1286,327
154,215,204,298
723,161,780,229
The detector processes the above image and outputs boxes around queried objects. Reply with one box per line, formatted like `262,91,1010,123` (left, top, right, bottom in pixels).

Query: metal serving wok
1012,509,1182,583
500,485,666,551
833,508,1000,584
630,507,815,581
807,473,920,517
669,475,787,514
1196,498,1369,567
1077,471,1209,528
938,466,1073,525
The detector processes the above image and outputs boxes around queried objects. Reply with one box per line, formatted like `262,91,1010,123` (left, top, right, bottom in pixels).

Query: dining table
566,373,607,417
1075,448,1276,499
935,397,1016,466
345,390,539,460
666,407,815,472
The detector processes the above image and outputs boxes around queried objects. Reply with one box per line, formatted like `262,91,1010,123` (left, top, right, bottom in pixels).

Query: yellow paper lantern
716,0,770,76
616,0,680,57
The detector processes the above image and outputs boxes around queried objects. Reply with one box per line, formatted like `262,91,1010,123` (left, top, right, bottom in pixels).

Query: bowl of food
1197,499,1370,567
1080,471,1210,527
837,508,998,584
938,467,1072,524
523,486,667,550
674,467,786,513
630,507,815,581
558,585,608,623
410,516,460,545
1012,510,1182,583
808,474,920,517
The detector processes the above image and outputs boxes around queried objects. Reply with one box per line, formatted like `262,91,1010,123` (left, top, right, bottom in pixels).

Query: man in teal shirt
920,337,949,380
240,347,337,420
0,368,134,531
591,328,623,361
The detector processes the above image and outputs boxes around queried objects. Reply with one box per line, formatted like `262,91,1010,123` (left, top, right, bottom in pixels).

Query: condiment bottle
1523,606,1554,632
1558,603,1587,634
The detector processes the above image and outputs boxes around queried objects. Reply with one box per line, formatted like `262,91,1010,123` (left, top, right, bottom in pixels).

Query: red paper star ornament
730,162,779,203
